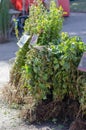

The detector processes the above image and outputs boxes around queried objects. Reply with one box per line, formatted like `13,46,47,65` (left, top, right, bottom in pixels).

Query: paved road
0,38,18,61
0,38,18,86
63,13,86,43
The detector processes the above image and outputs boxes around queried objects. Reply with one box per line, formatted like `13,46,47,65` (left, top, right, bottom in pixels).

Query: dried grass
2,83,35,105
2,83,85,127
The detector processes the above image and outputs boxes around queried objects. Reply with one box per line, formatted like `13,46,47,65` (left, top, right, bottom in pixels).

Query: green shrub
24,0,63,45
10,1,63,87
22,33,86,103
10,0,86,119
10,42,29,87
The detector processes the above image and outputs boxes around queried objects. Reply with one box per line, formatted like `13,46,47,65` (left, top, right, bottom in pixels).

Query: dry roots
22,99,79,123
69,119,86,130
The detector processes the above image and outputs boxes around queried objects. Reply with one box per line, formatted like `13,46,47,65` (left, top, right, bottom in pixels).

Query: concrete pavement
0,38,18,87
0,38,18,61
63,13,86,43
0,12,86,86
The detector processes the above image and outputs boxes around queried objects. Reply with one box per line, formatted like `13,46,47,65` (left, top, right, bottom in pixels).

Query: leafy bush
24,0,63,45
10,42,29,87
10,0,86,121
10,1,63,87
21,33,86,103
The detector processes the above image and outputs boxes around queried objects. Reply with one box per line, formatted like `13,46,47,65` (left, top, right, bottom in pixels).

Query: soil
69,119,86,130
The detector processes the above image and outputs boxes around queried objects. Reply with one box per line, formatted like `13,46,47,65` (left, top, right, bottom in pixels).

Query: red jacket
11,0,34,11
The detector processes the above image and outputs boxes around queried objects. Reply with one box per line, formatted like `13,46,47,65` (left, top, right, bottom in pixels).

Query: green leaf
42,74,48,81
39,83,45,90
54,64,59,70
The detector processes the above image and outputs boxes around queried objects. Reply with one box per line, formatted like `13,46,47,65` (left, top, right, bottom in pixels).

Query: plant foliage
24,0,63,45
22,33,86,103
0,0,10,40
10,0,86,120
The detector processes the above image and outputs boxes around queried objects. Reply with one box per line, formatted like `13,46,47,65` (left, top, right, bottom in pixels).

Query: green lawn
70,0,86,12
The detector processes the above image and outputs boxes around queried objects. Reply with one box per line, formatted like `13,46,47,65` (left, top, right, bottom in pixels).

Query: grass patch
70,0,86,12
